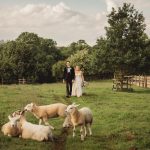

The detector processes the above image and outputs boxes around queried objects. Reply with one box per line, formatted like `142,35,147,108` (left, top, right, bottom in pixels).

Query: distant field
0,81,150,150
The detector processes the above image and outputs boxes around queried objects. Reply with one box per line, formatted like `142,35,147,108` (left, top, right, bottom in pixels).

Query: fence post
142,76,144,87
22,79,23,84
135,76,137,85
145,76,147,88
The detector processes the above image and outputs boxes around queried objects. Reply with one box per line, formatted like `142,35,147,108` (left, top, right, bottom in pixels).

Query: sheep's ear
75,104,80,107
31,102,36,106
30,103,34,107
20,110,26,115
19,109,24,114
18,110,22,115
14,110,22,115
8,115,12,120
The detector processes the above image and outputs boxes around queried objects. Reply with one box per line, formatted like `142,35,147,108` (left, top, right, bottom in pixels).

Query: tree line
0,3,150,83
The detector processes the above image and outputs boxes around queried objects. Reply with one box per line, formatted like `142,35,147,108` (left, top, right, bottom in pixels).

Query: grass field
0,80,150,150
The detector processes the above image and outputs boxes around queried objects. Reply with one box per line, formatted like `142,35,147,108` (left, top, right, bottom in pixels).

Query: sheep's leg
73,126,76,138
84,126,87,137
80,126,85,141
49,135,54,142
87,124,92,136
43,118,55,130
45,122,54,130
39,119,42,125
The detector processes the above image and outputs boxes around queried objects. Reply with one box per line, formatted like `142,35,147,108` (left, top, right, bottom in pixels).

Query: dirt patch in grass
52,128,70,150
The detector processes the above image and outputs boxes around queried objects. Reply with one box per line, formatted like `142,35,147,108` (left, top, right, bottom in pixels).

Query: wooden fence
112,75,150,91
132,75,150,88
1,78,29,85
18,78,26,84
112,76,133,91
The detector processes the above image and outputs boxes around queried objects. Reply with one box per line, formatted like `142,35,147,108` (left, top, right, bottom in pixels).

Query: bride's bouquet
82,81,89,87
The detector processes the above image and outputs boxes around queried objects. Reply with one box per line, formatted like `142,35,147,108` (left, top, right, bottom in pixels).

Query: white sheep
1,115,21,137
63,114,73,128
10,110,53,142
65,103,93,141
24,103,67,130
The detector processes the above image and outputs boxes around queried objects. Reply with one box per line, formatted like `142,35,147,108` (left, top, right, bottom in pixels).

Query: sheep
12,110,22,117
65,103,93,141
10,110,53,142
24,102,67,130
63,114,73,128
1,115,22,137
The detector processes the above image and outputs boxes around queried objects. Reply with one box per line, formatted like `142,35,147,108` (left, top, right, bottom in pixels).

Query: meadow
0,80,150,150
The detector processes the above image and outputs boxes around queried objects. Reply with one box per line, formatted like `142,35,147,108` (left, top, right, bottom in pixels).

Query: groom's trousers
66,80,72,96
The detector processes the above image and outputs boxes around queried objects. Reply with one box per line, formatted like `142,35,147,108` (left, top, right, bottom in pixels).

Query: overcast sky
0,0,150,46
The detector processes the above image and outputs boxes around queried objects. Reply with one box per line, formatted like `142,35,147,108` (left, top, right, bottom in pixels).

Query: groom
63,61,75,98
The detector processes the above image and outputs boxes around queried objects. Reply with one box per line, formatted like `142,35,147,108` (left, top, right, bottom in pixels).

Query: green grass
0,80,150,150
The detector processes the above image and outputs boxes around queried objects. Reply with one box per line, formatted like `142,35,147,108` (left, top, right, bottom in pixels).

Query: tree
68,49,92,76
90,37,113,78
60,40,90,59
105,3,147,75
0,32,60,83
52,49,92,81
52,60,66,81
0,41,17,83
16,32,40,45
138,39,150,74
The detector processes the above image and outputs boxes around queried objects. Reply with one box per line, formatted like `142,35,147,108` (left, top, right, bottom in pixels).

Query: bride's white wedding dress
72,71,83,97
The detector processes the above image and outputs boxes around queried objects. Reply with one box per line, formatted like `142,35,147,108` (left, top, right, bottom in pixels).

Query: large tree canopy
105,3,147,74
0,32,61,83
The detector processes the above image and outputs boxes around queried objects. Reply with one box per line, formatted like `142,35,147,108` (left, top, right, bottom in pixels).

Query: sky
0,0,150,46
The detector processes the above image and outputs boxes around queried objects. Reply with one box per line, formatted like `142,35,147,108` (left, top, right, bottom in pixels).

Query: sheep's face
65,105,76,114
65,103,80,115
12,110,22,117
24,103,35,112
8,115,20,127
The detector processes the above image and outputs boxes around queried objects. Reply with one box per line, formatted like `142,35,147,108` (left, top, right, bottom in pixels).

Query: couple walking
63,61,84,98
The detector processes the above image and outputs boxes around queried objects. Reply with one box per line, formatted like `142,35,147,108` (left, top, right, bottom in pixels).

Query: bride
72,66,84,97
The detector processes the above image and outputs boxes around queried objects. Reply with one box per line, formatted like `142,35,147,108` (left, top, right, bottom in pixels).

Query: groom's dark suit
63,67,75,97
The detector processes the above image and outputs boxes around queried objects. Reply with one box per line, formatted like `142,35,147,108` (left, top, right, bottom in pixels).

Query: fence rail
18,78,26,84
112,76,133,91
0,78,31,85
132,75,150,88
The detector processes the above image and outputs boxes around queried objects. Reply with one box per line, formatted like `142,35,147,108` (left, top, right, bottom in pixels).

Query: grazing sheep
24,103,67,130
63,114,73,128
10,110,53,142
65,103,93,141
1,115,21,137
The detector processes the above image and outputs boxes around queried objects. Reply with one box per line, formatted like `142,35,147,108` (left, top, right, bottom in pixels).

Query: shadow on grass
82,93,98,97
92,133,138,150
132,89,150,94
52,128,70,150
113,88,150,94
52,94,69,104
